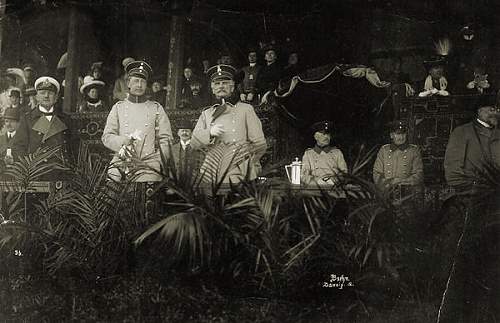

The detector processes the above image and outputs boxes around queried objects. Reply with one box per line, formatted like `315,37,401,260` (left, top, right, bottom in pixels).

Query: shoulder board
237,101,253,109
113,100,125,107
202,104,217,111
305,148,313,151
382,144,391,149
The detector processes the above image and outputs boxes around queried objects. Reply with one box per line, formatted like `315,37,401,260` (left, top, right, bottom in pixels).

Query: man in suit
237,48,261,105
438,94,500,323
102,60,173,182
170,119,203,179
1,108,20,165
191,64,267,184
11,76,70,163
444,94,500,187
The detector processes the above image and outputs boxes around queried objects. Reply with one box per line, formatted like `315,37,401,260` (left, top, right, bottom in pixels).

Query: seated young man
301,121,348,185
372,120,423,190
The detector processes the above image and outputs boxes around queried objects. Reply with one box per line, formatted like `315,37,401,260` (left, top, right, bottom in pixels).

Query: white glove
129,129,143,141
240,93,246,102
210,124,225,137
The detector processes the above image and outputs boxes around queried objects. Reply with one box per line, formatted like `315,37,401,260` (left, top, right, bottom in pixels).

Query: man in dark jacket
255,46,282,98
444,95,500,188
439,94,500,323
11,76,70,163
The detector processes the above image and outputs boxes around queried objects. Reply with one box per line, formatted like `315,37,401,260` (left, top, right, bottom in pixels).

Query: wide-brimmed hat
3,107,20,121
80,75,105,94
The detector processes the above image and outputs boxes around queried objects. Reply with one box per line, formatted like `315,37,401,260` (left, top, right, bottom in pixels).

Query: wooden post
0,0,6,59
165,15,185,110
63,6,80,113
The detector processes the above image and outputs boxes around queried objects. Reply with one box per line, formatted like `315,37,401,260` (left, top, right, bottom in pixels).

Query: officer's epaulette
114,100,125,106
202,104,217,111
382,144,391,149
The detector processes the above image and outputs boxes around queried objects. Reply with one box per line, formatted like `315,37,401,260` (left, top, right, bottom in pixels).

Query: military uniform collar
313,145,333,154
127,94,147,103
212,95,238,106
475,118,494,129
38,105,54,114
390,142,409,151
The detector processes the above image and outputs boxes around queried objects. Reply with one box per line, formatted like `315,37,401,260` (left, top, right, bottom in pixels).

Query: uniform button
232,129,236,132
145,124,148,127
232,149,236,152
388,155,391,158
232,120,235,123
387,163,391,166
232,139,236,142
403,156,407,159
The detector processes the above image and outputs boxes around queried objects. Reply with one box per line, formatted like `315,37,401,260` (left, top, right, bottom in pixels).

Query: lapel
32,114,67,142
43,116,68,141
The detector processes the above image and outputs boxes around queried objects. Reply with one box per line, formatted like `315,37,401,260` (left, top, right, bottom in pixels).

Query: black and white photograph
0,0,499,322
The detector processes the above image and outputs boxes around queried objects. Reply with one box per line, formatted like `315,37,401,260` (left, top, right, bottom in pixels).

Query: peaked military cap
311,120,334,134
34,76,60,93
126,60,153,81
474,94,497,109
3,107,20,121
388,120,408,133
207,64,237,82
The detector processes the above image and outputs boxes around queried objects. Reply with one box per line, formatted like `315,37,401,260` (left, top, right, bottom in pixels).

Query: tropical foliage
0,141,457,319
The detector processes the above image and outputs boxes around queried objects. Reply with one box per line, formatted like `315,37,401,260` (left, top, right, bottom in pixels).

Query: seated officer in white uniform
373,120,423,190
301,121,348,185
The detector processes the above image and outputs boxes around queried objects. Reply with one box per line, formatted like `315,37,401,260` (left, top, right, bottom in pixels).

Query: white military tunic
191,101,267,183
301,146,348,185
102,97,173,182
